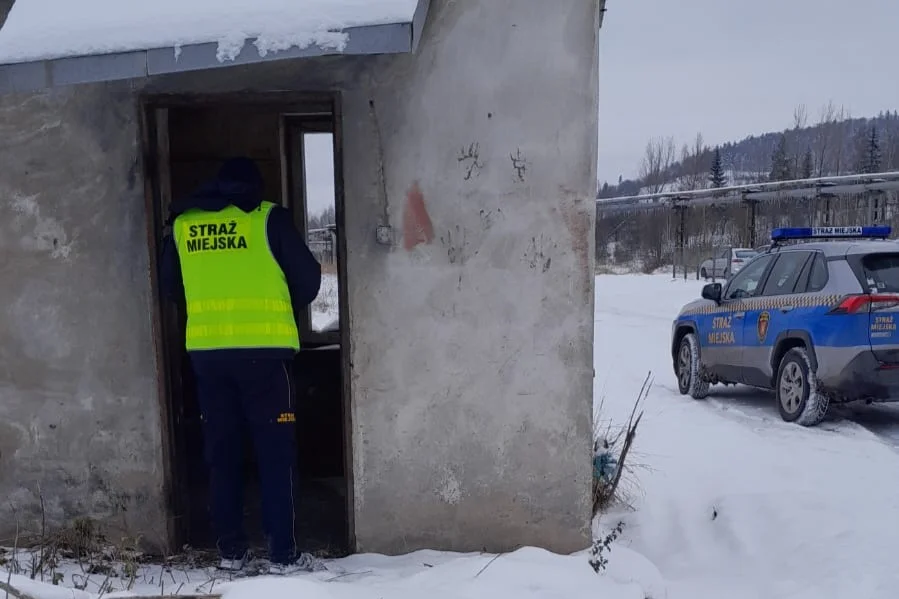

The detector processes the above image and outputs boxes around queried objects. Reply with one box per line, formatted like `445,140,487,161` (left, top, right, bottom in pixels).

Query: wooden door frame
282,116,341,347
137,91,354,552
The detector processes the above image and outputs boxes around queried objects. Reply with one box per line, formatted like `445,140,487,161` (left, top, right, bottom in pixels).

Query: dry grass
592,372,651,516
594,262,649,276
0,512,227,598
594,265,622,275
1,517,145,595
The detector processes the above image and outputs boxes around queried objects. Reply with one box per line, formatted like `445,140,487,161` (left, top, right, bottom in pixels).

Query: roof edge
0,21,414,94
411,0,431,52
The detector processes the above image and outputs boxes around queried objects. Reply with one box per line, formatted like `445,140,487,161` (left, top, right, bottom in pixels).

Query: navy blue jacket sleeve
159,233,184,303
267,206,322,308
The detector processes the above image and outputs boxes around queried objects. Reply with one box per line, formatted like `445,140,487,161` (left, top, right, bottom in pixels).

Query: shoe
217,551,249,572
267,552,324,575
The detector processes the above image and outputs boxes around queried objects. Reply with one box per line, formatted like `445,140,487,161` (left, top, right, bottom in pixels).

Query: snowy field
0,546,662,599
311,272,339,331
6,273,899,598
596,274,899,599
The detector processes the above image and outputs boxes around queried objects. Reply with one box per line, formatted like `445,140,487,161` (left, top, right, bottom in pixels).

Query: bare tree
813,101,852,176
678,132,709,191
791,104,809,175
831,105,851,175
884,127,899,171
793,104,808,130
639,136,676,194
886,112,899,171
814,101,838,177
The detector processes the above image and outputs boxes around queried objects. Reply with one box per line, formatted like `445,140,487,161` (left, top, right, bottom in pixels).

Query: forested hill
599,105,899,198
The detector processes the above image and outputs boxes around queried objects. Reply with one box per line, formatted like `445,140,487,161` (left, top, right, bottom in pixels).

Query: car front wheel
776,347,829,426
677,333,710,400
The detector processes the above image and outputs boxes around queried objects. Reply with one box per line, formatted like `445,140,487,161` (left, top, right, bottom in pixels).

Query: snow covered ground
0,545,663,599
596,274,899,599
7,273,899,598
311,272,339,331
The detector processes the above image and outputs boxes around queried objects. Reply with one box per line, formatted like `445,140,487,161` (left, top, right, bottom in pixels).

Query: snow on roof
0,0,419,65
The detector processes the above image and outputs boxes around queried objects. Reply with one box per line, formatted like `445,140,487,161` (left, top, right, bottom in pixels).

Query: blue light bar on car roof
770,226,892,241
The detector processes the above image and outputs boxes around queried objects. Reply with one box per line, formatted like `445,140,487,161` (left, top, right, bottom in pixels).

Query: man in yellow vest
159,157,322,575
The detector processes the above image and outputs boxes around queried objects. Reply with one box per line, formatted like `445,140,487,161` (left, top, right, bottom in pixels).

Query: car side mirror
702,282,722,303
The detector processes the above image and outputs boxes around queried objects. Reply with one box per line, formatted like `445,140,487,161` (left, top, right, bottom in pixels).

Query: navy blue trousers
191,355,298,565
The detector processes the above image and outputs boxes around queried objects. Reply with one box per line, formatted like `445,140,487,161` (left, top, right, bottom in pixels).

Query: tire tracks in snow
690,387,899,453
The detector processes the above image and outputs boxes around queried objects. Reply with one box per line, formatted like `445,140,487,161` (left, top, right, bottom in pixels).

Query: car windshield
735,250,757,258
862,253,899,292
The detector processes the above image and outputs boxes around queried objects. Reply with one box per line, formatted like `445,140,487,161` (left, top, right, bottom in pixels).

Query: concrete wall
0,84,167,545
0,0,599,554
343,0,599,554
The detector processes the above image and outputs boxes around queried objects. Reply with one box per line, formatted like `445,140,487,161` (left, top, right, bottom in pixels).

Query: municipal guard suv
671,226,899,427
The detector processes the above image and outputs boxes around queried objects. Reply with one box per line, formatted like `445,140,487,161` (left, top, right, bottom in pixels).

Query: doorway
140,94,352,557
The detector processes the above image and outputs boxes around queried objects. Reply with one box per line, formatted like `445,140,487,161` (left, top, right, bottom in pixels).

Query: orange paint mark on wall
402,181,435,251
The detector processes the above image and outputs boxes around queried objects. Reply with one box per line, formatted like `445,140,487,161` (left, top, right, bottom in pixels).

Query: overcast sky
303,0,899,206
597,0,899,184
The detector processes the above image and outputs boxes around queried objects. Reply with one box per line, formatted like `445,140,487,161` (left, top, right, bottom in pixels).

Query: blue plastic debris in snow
593,445,618,483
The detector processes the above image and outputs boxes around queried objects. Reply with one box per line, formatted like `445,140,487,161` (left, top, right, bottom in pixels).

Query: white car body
699,247,757,279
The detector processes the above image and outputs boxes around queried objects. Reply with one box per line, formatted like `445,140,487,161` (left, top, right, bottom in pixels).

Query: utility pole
742,193,758,247
671,199,688,279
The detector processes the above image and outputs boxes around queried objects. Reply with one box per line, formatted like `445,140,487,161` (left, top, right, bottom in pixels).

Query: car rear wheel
776,348,829,426
677,333,710,400
700,267,708,279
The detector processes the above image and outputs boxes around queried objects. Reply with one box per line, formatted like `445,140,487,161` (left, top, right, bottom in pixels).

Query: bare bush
588,521,624,574
592,372,651,515
587,374,652,577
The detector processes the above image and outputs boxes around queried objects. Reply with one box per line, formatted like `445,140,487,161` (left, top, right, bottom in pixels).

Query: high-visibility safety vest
173,201,300,352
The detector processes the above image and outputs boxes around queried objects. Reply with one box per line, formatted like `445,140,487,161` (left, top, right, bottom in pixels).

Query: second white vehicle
699,247,757,279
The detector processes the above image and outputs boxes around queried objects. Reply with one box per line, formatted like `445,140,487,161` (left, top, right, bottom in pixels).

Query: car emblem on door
757,311,770,343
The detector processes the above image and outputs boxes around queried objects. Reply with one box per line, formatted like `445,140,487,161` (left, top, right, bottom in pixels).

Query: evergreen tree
769,134,793,181
801,147,814,179
860,126,882,174
708,147,727,188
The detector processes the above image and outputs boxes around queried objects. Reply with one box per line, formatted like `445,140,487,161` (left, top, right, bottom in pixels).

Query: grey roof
0,0,430,94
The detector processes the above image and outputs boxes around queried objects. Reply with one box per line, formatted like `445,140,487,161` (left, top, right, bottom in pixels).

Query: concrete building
0,0,603,556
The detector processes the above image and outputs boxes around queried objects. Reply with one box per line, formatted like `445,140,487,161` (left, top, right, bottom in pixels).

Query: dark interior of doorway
143,97,350,558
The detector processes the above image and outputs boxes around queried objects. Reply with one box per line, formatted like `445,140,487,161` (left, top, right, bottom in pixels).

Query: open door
281,115,349,551
142,95,350,557
142,105,200,547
